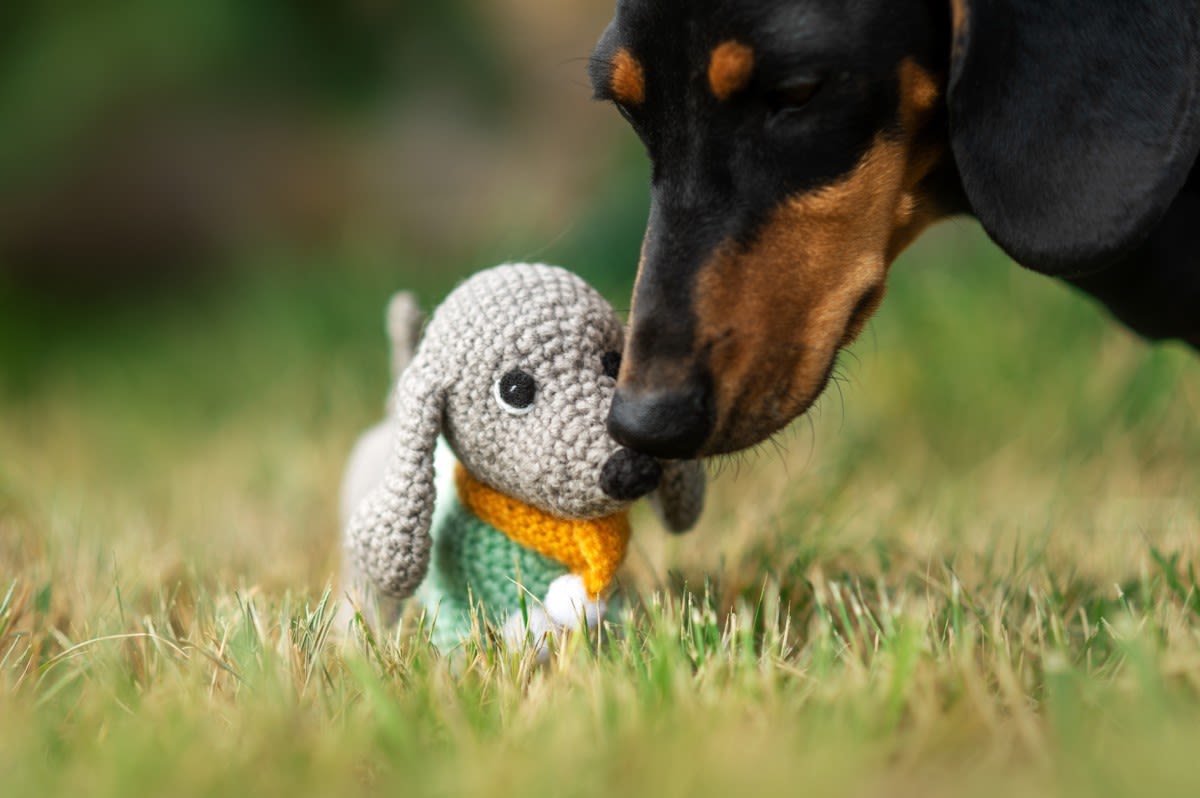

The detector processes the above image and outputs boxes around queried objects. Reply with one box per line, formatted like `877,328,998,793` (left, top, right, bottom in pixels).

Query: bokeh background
2,1,1197,624
0,1,642,294
3,6,1200,796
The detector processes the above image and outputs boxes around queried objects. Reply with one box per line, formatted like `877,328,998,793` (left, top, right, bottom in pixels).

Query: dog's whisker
512,221,578,264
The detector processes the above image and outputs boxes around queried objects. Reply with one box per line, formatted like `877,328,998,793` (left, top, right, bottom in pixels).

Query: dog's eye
601,351,621,379
494,369,537,416
768,78,822,114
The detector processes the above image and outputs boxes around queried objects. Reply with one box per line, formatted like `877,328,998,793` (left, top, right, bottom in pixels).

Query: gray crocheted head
343,263,706,599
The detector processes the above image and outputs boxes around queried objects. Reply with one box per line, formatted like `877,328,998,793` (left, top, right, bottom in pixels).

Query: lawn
1,222,1198,797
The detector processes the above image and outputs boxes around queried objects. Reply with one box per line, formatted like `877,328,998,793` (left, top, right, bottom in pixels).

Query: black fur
948,0,1200,282
590,0,945,367
591,0,1200,347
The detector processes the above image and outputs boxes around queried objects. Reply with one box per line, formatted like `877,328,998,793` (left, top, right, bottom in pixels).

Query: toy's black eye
494,369,536,416
768,77,822,114
601,351,621,379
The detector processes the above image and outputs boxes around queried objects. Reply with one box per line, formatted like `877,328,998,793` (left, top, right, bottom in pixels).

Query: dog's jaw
594,1,952,456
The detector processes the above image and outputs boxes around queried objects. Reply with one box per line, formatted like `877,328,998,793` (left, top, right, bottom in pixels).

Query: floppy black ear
948,0,1200,276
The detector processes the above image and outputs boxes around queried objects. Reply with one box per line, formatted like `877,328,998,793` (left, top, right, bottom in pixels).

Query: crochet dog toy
340,263,705,652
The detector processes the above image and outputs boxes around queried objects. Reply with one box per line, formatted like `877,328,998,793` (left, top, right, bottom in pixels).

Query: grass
1,222,1198,797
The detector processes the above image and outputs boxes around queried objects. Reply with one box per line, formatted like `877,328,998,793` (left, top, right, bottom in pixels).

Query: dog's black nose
607,386,714,460
600,448,662,501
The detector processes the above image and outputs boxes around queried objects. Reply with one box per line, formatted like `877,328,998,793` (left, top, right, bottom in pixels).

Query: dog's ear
948,0,1200,275
345,353,446,598
648,460,706,534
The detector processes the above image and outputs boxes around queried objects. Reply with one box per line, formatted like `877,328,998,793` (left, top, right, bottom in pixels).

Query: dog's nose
599,448,663,501
607,385,714,460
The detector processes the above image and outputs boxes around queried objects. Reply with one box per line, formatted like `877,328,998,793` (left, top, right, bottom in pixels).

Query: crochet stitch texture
455,464,631,599
346,264,630,598
420,484,569,648
340,263,707,647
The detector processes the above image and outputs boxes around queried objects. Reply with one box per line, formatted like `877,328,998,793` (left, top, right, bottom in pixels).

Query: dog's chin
700,402,811,456
698,353,839,457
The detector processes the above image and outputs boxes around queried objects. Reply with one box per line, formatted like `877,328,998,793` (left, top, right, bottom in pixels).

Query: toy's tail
386,291,425,380
384,292,425,416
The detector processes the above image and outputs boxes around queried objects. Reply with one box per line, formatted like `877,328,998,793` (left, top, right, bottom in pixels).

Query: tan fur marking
692,138,905,447
950,0,970,59
611,48,646,106
888,59,945,260
707,41,755,101
686,59,945,452
897,60,940,128
950,0,969,37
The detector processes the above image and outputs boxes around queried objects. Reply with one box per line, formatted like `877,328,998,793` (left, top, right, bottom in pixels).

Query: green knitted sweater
417,491,568,650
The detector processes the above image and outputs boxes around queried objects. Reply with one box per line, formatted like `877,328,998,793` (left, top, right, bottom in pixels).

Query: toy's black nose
607,385,714,460
600,448,662,501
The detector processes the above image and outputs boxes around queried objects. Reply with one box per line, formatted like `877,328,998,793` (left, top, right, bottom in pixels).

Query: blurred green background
0,0,645,294
0,0,649,427
1,1,1196,593
0,0,662,593
2,8,1199,797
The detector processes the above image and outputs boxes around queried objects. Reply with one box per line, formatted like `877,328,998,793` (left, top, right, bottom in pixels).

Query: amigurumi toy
339,263,705,652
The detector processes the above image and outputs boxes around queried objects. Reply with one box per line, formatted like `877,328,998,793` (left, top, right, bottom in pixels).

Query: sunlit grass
2,223,1198,797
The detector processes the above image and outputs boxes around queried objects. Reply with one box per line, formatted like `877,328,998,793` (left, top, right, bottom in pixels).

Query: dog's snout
599,448,663,501
607,384,714,460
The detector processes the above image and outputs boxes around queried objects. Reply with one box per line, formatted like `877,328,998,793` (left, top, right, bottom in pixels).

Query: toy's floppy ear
948,0,1200,276
346,354,446,598
649,460,706,534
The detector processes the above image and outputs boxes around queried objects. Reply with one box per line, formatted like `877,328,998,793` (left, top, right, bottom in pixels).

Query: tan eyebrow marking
610,48,646,106
707,40,755,101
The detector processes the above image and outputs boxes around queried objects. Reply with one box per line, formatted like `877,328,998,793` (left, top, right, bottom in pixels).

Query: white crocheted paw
499,605,552,662
544,574,607,630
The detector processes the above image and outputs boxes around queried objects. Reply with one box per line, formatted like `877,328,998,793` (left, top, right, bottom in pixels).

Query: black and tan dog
589,0,1200,459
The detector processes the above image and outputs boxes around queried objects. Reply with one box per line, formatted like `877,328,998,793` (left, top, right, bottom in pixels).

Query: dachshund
588,0,1200,459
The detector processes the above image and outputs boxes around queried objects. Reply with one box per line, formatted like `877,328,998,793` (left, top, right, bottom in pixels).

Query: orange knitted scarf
454,464,630,599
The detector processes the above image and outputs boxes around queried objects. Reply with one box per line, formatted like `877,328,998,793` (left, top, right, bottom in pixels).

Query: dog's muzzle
599,448,662,501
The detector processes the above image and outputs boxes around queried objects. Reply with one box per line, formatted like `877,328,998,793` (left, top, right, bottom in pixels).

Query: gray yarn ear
648,460,706,534
346,354,445,598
